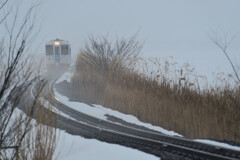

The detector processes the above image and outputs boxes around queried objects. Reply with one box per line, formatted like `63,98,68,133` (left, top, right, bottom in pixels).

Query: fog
31,0,240,78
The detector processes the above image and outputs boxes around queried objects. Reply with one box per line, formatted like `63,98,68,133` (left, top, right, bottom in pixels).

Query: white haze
30,0,240,80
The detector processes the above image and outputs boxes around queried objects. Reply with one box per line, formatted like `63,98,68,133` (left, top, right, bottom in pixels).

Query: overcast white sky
31,0,240,77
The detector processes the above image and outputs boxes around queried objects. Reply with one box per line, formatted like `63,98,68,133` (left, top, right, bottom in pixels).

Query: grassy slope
71,52,240,143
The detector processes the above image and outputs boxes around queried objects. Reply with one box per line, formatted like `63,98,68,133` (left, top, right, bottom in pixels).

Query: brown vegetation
72,36,240,143
0,0,57,159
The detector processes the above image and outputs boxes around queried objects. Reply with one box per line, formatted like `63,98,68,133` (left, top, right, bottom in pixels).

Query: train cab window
46,45,53,55
61,45,68,55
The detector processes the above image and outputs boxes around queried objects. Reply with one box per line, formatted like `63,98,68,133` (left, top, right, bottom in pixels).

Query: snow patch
14,109,157,160
54,70,182,137
56,69,73,84
194,139,240,151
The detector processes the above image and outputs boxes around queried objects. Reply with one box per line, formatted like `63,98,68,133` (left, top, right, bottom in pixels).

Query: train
45,38,71,70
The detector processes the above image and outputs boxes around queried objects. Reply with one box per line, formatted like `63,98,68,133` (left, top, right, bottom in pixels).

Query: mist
31,0,240,79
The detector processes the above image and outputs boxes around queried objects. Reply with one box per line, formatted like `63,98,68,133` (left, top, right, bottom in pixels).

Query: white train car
45,38,71,69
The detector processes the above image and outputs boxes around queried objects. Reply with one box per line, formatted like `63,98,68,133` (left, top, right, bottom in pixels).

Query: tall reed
72,37,240,143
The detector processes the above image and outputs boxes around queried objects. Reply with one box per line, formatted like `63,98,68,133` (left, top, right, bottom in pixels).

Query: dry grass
72,37,240,143
16,98,57,160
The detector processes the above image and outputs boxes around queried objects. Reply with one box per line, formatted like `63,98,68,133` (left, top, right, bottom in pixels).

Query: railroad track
29,77,240,160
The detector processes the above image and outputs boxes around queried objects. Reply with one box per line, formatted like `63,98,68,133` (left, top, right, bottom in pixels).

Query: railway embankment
70,36,240,144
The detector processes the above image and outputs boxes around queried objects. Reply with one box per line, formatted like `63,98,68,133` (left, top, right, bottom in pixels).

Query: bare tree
0,1,56,159
81,34,143,74
208,30,240,83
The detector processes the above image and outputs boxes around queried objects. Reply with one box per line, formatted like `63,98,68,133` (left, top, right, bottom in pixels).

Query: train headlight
54,41,60,45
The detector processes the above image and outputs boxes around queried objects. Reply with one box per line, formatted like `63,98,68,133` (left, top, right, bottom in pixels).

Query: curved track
48,83,240,160
19,71,240,160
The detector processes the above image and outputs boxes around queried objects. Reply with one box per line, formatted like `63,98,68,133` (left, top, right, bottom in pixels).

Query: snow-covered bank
194,139,240,151
54,71,181,137
14,108,158,160
54,69,240,153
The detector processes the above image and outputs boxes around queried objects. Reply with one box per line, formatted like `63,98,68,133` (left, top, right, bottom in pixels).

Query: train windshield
61,45,68,55
46,45,53,55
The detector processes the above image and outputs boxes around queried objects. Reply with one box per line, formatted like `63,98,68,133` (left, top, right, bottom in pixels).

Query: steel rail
40,80,240,160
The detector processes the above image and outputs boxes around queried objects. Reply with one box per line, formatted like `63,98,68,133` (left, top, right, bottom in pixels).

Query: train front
45,38,71,71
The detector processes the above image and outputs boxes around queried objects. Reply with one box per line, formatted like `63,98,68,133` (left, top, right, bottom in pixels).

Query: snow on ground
55,67,73,84
54,70,240,152
13,108,158,160
38,97,160,159
53,129,159,160
194,139,240,151
54,71,181,137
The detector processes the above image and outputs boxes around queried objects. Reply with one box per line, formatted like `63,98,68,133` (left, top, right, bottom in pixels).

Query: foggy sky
31,0,240,77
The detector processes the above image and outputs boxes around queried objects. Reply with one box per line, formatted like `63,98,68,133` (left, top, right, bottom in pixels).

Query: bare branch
208,31,240,83
81,34,142,75
0,1,56,160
